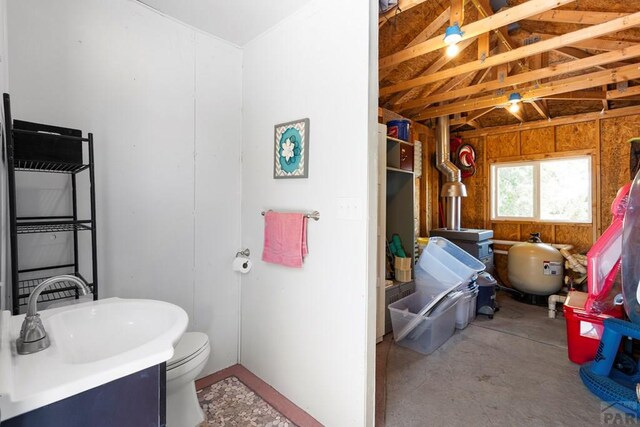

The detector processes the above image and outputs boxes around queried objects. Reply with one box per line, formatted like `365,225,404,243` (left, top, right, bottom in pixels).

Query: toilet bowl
166,332,210,427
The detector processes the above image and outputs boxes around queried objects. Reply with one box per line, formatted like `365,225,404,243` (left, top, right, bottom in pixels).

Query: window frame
490,154,593,224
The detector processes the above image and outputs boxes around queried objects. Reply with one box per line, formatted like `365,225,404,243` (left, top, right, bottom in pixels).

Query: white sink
48,299,186,364
0,297,188,420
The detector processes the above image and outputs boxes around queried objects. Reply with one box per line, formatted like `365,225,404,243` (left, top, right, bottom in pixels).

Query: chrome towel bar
261,210,320,221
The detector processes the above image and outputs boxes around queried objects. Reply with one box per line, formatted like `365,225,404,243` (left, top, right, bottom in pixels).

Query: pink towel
262,211,308,268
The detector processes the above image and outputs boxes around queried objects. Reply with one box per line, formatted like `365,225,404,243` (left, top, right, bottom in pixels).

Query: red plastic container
563,291,623,364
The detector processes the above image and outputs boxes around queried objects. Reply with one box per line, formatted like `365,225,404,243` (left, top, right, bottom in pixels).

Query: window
491,156,592,223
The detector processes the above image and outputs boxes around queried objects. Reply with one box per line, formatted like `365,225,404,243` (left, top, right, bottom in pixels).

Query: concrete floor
380,293,617,427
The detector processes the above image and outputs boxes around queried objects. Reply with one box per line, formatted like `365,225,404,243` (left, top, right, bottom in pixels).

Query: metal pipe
435,116,466,230
435,116,459,182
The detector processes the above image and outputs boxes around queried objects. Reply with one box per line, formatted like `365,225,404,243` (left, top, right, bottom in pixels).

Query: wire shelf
14,159,90,174
17,221,92,234
18,276,94,307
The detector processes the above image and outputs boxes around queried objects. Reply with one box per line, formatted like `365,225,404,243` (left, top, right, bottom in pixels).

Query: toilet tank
508,233,564,296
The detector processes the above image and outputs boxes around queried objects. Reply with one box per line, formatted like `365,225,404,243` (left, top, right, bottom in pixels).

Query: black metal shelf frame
3,93,99,314
16,220,92,234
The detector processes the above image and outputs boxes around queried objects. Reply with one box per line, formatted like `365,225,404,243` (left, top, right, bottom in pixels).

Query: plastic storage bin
455,285,479,329
387,119,411,142
388,289,461,355
385,281,416,334
415,237,486,291
563,291,623,364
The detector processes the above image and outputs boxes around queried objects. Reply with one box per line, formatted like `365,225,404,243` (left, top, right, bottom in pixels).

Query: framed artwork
274,118,309,179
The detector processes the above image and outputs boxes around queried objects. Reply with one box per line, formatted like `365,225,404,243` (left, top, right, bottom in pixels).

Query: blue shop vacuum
580,168,640,414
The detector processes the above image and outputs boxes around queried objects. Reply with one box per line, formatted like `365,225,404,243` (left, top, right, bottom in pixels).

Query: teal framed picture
274,118,309,179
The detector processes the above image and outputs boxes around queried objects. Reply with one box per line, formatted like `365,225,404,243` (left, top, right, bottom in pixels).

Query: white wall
240,1,374,425
5,0,243,375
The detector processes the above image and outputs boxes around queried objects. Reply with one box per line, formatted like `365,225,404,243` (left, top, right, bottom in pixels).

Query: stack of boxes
394,256,412,282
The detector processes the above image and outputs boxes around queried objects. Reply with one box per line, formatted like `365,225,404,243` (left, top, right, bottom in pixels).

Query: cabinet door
400,144,414,171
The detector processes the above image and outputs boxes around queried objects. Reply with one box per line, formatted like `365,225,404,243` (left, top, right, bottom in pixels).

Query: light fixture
443,24,463,45
508,92,522,112
446,43,460,57
508,92,522,104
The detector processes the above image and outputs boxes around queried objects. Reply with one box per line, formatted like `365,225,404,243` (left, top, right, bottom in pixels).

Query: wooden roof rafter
379,0,577,70
380,6,451,81
378,0,431,28
413,62,640,121
394,44,640,112
527,10,629,25
380,11,640,97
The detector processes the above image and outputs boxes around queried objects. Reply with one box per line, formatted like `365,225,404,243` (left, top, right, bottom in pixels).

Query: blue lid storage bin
415,237,485,292
388,290,461,354
387,119,411,142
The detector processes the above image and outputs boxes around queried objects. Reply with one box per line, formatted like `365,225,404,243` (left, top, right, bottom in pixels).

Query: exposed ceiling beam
467,107,495,122
607,85,640,100
470,0,517,51
450,107,495,129
416,71,479,110
554,46,635,70
450,0,465,25
528,10,628,25
413,62,640,121
381,12,640,97
395,44,640,111
531,100,549,119
386,37,477,106
457,104,640,137
379,0,576,70
379,0,430,28
380,7,451,81
543,90,606,100
602,85,609,110
535,33,635,52
506,106,526,122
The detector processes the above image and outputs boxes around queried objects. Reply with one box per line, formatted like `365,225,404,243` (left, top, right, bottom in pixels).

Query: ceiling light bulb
509,102,520,113
446,43,460,57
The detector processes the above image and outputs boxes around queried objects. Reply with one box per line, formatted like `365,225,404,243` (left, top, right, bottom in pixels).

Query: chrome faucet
17,275,91,355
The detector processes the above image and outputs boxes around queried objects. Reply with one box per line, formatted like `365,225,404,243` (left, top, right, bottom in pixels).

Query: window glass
540,157,591,222
496,165,534,218
491,156,591,223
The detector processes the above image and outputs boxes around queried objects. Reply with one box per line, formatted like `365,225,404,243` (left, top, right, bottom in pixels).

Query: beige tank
508,233,564,296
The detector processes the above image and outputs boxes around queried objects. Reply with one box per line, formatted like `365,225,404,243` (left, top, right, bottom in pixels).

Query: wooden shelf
386,135,413,145
387,166,414,175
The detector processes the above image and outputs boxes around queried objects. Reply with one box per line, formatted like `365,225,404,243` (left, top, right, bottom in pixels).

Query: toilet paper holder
235,248,250,258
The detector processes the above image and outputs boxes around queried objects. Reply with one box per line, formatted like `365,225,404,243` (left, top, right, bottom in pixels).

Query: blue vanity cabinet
2,363,166,427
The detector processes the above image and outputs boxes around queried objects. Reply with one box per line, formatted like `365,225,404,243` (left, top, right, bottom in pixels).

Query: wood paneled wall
429,112,640,284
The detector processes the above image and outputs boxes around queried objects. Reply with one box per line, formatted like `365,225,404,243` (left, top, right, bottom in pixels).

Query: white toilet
166,332,211,427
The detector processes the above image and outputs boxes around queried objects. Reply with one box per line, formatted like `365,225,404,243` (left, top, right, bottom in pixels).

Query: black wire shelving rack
3,93,99,314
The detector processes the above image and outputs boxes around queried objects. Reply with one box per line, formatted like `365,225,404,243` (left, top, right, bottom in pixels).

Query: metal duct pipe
435,116,466,230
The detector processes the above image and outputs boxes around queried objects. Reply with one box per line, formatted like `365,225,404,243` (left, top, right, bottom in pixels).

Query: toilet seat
168,332,209,370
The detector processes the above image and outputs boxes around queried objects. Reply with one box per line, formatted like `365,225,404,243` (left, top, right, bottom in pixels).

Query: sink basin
48,299,186,364
0,297,188,420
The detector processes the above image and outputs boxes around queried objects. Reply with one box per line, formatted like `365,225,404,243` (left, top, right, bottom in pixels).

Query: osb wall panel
555,121,597,152
556,225,593,253
521,127,554,155
486,132,519,158
494,254,511,286
492,223,520,241
600,116,640,226
460,137,486,229
519,224,554,244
